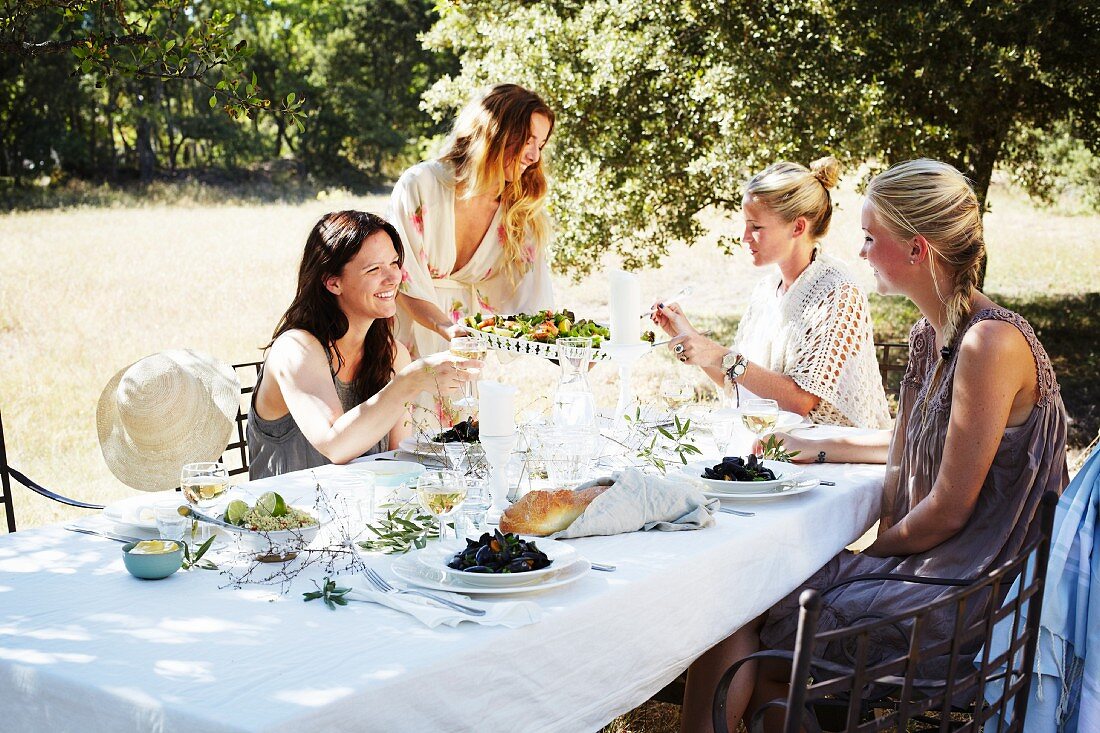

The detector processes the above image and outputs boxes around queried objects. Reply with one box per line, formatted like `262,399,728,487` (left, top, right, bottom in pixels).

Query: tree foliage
424,0,1100,275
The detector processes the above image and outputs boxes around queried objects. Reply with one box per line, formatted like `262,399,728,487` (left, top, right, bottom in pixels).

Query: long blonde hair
743,156,841,240
438,84,555,283
865,159,985,354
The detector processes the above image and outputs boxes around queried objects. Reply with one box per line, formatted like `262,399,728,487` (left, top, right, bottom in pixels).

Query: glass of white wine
659,378,694,416
180,462,229,508
416,470,467,543
449,336,488,409
740,398,780,438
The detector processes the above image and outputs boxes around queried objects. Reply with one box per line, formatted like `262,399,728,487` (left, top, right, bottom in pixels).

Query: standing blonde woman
680,160,1069,733
390,83,555,360
653,157,890,428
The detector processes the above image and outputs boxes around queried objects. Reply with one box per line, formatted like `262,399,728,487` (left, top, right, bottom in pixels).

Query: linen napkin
547,468,720,539
344,583,543,629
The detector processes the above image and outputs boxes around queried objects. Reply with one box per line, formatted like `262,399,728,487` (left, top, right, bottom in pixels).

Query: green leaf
287,92,296,105
209,94,218,108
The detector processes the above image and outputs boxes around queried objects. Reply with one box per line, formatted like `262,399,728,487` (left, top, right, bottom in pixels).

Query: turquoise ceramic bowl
122,541,184,580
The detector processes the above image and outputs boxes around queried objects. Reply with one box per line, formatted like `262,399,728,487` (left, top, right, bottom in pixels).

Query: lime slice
225,499,249,525
256,491,287,518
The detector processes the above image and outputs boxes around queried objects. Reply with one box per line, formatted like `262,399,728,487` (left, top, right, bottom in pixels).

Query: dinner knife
64,525,143,543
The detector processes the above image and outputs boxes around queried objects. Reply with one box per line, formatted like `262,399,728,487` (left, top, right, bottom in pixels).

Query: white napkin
548,468,721,539
344,584,543,629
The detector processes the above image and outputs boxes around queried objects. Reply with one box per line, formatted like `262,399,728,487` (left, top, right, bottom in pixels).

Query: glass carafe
552,337,597,428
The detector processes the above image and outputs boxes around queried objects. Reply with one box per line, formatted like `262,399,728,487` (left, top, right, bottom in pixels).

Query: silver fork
719,507,756,517
362,566,486,616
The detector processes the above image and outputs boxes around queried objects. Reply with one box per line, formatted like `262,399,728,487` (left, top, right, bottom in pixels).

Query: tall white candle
609,269,642,344
478,381,517,436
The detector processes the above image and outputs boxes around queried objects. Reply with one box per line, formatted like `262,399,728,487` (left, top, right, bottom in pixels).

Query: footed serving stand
480,432,517,524
602,342,651,428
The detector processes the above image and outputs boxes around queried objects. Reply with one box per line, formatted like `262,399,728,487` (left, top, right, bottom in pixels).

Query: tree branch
0,34,155,57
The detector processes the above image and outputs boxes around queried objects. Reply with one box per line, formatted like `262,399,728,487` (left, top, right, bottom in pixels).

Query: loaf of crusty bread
499,485,611,536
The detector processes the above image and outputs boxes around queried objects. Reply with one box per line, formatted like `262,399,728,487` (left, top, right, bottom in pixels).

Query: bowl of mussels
681,454,801,493
421,530,577,587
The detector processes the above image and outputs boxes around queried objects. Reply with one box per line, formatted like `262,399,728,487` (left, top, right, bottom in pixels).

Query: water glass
154,501,188,543
454,478,491,539
540,426,602,487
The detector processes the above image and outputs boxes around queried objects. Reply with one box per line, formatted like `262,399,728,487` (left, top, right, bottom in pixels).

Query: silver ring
678,354,688,362
673,343,685,354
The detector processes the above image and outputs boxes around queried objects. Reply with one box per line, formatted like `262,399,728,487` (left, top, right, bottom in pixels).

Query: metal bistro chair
1,407,104,533
219,360,262,478
713,491,1058,733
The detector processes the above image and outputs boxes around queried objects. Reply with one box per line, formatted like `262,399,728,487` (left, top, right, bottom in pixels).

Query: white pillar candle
609,269,642,344
478,380,517,436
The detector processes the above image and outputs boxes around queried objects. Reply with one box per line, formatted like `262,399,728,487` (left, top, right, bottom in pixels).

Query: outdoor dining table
0,431,885,733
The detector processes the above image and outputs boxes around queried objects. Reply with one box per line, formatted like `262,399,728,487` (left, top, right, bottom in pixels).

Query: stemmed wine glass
415,470,467,543
180,462,229,508
449,336,487,409
740,398,780,439
659,378,694,417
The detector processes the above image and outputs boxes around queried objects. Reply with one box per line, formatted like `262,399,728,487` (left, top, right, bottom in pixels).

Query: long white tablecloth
0,457,883,732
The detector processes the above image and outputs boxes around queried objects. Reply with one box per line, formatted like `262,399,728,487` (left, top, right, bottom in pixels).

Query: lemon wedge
129,540,180,555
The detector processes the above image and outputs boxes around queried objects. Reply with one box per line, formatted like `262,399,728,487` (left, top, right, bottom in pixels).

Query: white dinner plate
345,458,426,487
392,552,591,595
703,479,819,501
102,492,174,530
682,459,803,494
418,539,578,587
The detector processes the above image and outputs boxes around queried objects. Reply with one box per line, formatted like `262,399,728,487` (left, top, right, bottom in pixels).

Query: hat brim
96,350,241,491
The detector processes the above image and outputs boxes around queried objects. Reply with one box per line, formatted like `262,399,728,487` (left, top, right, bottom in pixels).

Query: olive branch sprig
303,577,351,610
620,410,702,473
357,503,442,554
182,535,217,570
759,435,801,462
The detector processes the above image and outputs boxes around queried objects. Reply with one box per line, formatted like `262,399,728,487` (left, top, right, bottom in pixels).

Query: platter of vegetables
463,309,654,362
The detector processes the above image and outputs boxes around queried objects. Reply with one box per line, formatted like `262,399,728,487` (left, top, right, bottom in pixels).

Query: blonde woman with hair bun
653,156,891,429
389,83,555,364
681,159,1069,733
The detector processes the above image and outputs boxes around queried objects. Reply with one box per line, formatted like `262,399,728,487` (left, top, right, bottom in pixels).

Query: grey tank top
246,363,388,480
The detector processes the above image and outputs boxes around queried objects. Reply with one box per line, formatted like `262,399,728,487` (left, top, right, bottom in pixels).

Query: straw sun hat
96,350,241,491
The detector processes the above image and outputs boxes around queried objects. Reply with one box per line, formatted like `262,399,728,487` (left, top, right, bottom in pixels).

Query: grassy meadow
1,179,1098,532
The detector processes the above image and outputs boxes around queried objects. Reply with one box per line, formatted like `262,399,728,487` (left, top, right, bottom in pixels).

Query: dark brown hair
269,210,404,404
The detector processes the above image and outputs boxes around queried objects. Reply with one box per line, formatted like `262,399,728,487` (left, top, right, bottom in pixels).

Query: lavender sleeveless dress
759,308,1069,675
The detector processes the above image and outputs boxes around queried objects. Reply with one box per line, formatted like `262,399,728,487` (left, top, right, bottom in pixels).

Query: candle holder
602,341,651,427
479,432,517,524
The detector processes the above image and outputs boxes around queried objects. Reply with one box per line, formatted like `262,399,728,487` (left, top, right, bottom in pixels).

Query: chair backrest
221,361,262,478
874,341,908,409
773,491,1058,733
1,409,16,533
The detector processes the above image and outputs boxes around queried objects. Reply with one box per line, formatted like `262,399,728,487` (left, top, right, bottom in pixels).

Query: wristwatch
722,351,747,384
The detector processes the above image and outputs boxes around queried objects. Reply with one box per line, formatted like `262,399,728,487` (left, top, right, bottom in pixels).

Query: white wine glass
659,377,694,416
180,462,229,508
740,398,779,439
416,470,467,543
449,336,487,409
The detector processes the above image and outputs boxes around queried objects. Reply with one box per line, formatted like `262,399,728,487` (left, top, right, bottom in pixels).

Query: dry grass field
1,179,1098,535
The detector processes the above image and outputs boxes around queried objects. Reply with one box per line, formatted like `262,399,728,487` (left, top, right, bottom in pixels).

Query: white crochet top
733,253,892,429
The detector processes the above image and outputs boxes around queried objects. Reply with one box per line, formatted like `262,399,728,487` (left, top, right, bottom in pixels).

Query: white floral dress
388,160,554,360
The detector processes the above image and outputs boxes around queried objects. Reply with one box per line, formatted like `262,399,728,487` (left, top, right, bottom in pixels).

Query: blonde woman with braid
680,159,1069,733
389,84,555,362
653,157,891,428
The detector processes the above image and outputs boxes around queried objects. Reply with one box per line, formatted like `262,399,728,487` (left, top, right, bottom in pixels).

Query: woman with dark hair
390,83,556,363
247,211,482,480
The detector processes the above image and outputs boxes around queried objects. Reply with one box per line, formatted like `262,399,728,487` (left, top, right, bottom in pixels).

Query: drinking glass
540,426,602,487
454,478,491,539
659,378,694,416
740,398,780,438
449,336,487,409
154,501,188,543
180,462,229,508
703,410,737,457
415,470,467,543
